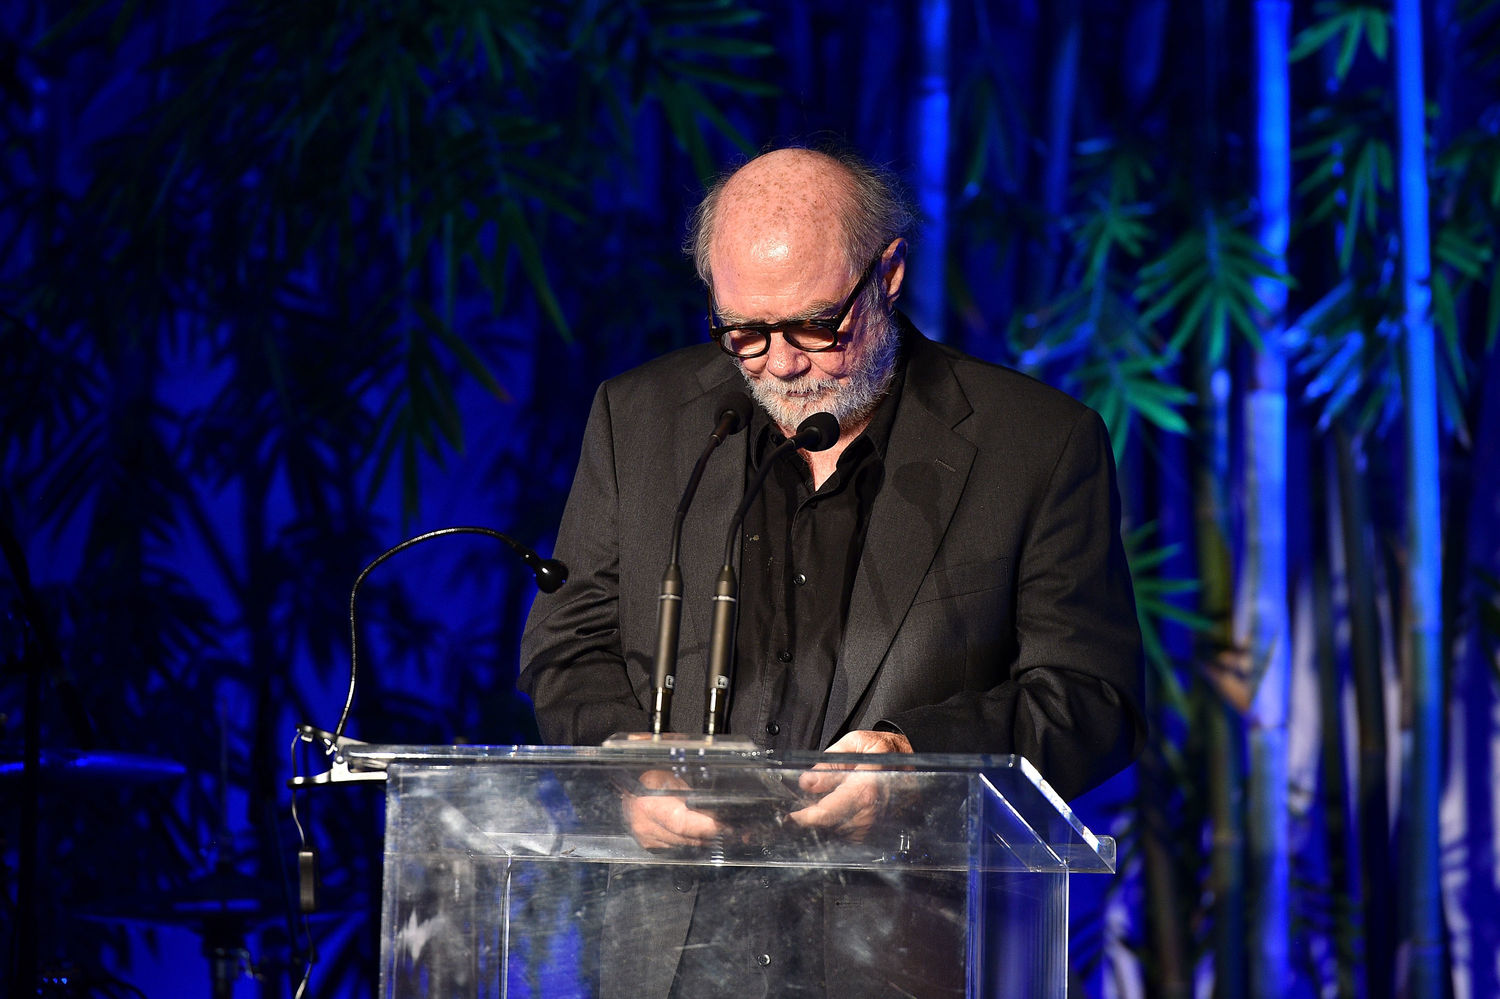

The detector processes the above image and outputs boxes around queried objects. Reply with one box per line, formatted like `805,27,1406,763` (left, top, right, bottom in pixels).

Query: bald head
685,146,915,292
711,149,856,283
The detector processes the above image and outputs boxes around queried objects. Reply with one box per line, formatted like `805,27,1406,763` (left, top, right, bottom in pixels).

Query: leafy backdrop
2,1,1498,996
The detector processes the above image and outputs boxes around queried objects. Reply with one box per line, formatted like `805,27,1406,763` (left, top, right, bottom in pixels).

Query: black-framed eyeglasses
707,254,882,359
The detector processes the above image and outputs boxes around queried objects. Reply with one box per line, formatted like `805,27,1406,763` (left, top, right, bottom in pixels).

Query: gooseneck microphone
329,526,568,747
650,393,754,735
703,411,841,736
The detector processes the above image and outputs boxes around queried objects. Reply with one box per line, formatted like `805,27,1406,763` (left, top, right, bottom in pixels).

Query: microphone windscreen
718,392,754,435
796,411,841,452
533,557,569,593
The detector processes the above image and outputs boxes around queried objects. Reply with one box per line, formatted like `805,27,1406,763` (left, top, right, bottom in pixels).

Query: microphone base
602,732,759,753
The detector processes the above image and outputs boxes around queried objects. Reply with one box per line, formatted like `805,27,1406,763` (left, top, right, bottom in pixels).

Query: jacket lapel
820,337,975,746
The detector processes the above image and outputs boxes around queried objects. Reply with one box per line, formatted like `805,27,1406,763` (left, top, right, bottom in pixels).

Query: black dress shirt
728,358,906,751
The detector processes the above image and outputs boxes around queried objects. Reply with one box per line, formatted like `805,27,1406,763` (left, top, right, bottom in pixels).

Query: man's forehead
710,198,848,288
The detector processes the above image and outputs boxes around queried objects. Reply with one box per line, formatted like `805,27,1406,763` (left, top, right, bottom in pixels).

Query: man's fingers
787,774,882,836
798,765,851,794
627,802,718,848
623,773,722,848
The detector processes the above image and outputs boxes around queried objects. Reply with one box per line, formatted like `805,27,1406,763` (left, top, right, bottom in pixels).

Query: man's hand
787,729,913,841
620,769,723,849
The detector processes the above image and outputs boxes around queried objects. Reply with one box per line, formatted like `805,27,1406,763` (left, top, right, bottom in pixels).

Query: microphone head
532,557,569,593
717,392,754,436
795,412,841,452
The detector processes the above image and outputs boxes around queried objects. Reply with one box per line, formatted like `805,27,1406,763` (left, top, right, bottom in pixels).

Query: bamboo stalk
1244,4,1292,996
1315,438,1362,997
1392,1,1447,995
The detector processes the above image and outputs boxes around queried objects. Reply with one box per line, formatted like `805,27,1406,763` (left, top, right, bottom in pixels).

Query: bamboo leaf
500,203,573,342
1488,257,1500,351
1289,11,1349,63
1476,569,1500,681
1129,380,1192,435
434,321,513,404
656,34,776,58
1365,7,1390,59
1336,19,1363,79
658,58,781,96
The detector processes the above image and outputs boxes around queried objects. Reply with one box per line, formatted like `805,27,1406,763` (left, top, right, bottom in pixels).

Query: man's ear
879,238,908,308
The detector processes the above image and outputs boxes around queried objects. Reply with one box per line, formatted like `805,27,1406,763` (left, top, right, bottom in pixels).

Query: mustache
756,375,839,397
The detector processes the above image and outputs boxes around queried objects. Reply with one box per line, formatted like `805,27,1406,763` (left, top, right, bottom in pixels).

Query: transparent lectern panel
350,745,1113,999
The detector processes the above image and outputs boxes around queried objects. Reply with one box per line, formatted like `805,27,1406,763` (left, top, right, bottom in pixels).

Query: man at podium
519,145,1146,997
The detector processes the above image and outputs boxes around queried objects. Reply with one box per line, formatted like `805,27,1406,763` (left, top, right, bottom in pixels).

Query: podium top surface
340,741,1116,873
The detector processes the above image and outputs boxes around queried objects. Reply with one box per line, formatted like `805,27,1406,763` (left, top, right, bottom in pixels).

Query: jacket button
792,572,807,586
777,650,792,663
765,721,780,735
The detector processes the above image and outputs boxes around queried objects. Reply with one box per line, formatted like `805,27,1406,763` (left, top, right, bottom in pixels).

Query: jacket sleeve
518,382,652,745
879,408,1147,800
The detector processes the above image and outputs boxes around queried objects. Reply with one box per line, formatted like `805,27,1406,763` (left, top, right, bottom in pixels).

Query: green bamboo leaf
1435,225,1491,280
409,302,467,451
1353,377,1394,435
671,78,760,153
655,2,764,30
401,429,421,520
434,320,513,404
1164,287,1211,355
349,79,389,198
1206,297,1230,369
1335,11,1368,79
472,10,510,82
960,87,994,190
1124,539,1183,573
1437,288,1470,397
501,203,573,342
1488,257,1500,351
1144,579,1205,599
1432,271,1461,351
1138,623,1173,694
659,58,781,96
1376,139,1394,191
1437,345,1470,444
1289,12,1348,63
1476,569,1500,678
656,34,776,58
1365,8,1390,60
1224,295,1266,353
1092,383,1124,441
1139,258,1205,326
363,391,405,504
1129,382,1192,435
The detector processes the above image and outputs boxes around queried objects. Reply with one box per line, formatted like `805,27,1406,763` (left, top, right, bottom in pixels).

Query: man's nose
765,332,811,377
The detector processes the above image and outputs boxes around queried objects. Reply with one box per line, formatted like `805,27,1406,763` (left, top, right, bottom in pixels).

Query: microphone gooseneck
651,393,753,734
330,526,569,747
703,411,840,736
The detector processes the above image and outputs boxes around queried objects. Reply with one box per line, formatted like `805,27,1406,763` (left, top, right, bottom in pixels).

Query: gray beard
739,311,900,437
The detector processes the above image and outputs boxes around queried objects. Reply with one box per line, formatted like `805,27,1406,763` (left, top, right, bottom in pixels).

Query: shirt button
792,572,807,586
765,721,780,735
777,650,792,663
757,954,772,967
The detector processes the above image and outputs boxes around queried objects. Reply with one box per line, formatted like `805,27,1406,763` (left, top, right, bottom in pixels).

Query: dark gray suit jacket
520,322,1146,801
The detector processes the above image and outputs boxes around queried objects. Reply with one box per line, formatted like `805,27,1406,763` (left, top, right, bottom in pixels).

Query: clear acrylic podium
339,741,1115,998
